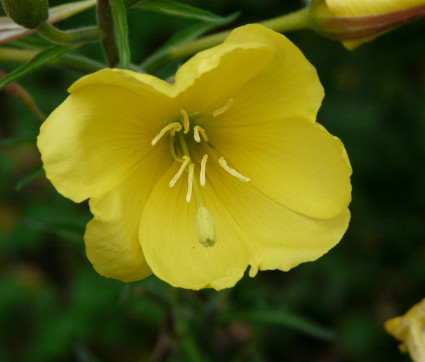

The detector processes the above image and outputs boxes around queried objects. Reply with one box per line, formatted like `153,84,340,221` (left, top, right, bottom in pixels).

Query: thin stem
36,22,103,45
168,7,313,60
97,0,120,67
0,47,38,62
0,47,106,74
123,0,144,7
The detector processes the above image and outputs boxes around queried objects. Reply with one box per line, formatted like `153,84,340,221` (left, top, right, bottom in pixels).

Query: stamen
193,125,209,143
169,156,190,187
200,154,208,187
213,98,233,118
180,109,190,134
152,122,182,146
186,163,195,202
196,206,216,247
218,157,250,182
169,136,184,163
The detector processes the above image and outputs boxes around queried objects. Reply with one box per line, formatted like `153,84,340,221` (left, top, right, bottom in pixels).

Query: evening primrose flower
309,0,425,49
385,298,425,361
37,24,352,290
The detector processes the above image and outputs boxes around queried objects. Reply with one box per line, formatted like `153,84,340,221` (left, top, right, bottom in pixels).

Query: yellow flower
385,298,425,361
37,24,352,290
309,0,425,49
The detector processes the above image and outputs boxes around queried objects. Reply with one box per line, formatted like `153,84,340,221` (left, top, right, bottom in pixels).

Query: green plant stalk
123,0,143,7
0,47,106,73
97,0,120,66
36,22,104,44
168,7,313,60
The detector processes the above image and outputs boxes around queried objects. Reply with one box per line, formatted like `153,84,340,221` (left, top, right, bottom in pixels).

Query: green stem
123,0,143,7
97,0,120,67
168,7,313,60
36,22,103,45
0,47,106,74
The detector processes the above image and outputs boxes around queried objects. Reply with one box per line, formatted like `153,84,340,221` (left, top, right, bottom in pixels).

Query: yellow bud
196,207,216,247
308,0,425,49
1,0,49,29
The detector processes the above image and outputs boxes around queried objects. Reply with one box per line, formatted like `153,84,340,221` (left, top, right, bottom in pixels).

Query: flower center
151,100,249,247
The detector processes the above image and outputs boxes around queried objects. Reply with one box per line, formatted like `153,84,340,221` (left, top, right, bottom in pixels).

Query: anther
169,156,190,187
152,122,182,146
193,125,209,143
180,109,190,134
213,98,233,118
196,206,216,247
200,154,208,187
186,163,195,202
218,157,250,182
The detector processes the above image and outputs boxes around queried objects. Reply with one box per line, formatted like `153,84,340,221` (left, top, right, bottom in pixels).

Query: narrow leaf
16,164,44,191
0,137,36,147
0,45,72,90
221,309,335,341
141,12,238,73
110,0,130,69
1,70,45,121
133,0,230,23
20,217,86,243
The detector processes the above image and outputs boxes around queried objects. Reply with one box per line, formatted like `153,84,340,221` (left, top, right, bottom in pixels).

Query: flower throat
151,100,250,247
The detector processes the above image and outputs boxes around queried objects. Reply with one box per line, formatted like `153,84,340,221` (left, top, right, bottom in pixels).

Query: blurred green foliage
1,0,424,361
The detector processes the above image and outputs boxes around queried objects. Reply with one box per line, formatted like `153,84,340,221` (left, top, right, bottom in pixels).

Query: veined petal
38,72,179,202
203,164,350,276
85,146,171,282
208,118,352,219
208,24,323,126
174,42,275,113
139,163,251,291
326,0,424,16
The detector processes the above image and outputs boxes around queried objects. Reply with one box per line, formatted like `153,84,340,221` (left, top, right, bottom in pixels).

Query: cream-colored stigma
196,206,216,247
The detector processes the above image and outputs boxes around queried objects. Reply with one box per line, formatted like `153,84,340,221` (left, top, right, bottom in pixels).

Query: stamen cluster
150,100,250,247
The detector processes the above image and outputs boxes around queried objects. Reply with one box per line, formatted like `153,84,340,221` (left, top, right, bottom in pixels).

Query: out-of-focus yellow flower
385,298,425,362
309,0,425,49
37,24,352,290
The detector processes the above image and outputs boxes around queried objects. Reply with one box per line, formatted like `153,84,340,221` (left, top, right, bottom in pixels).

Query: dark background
1,0,424,361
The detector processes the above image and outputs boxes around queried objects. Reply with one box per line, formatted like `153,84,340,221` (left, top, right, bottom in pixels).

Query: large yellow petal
68,68,175,98
326,0,424,16
139,158,349,290
212,24,324,125
38,70,179,202
174,42,275,113
208,117,352,220
85,145,171,282
139,163,251,291
203,164,350,277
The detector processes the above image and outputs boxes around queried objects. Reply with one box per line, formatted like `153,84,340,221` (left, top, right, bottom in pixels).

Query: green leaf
221,309,336,341
110,0,130,69
16,164,44,191
140,12,238,73
0,45,72,90
133,0,232,23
